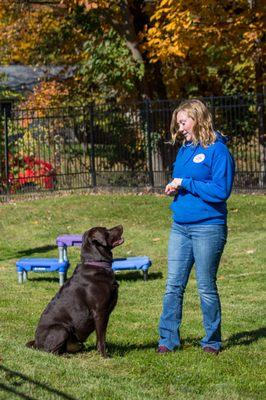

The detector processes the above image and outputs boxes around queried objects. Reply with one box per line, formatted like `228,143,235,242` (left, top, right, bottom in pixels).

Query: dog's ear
90,229,107,247
82,230,90,246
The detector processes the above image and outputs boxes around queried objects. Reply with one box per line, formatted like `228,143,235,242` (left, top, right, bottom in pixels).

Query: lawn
0,192,265,400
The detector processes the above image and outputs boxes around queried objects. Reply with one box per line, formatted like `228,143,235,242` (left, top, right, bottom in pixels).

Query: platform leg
143,270,148,281
58,246,64,262
59,272,65,286
63,247,68,261
23,271,28,282
18,272,23,284
58,246,68,262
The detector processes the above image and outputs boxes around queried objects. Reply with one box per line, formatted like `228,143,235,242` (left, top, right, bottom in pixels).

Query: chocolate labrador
26,225,123,357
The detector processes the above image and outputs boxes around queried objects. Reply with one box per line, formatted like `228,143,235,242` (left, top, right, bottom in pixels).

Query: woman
158,99,235,354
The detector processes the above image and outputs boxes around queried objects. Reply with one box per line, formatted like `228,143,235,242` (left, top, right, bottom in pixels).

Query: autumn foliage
0,0,264,103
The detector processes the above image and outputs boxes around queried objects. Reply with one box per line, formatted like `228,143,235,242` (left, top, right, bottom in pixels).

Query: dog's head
81,225,124,262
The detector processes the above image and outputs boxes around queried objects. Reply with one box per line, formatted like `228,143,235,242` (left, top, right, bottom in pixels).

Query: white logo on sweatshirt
193,153,205,163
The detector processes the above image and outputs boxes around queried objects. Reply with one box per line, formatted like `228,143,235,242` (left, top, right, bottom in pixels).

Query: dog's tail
26,340,36,349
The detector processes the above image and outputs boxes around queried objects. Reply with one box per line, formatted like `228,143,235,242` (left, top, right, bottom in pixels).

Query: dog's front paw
66,341,84,353
97,343,108,358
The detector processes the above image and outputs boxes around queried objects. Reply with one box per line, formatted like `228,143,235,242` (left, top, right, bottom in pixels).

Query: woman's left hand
165,178,182,195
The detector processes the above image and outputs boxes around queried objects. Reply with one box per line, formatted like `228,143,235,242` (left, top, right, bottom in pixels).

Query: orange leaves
21,81,69,111
61,0,109,11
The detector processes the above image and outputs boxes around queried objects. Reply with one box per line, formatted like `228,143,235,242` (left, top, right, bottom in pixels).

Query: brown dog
26,225,124,357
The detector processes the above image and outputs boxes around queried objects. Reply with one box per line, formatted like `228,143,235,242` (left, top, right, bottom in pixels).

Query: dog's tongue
112,238,124,247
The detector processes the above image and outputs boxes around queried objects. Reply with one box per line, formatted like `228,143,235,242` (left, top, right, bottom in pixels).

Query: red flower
7,154,56,192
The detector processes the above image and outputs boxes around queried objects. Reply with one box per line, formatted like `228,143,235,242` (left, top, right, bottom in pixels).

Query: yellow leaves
0,2,86,65
165,21,177,32
145,0,265,80
0,7,54,64
243,31,259,43
169,46,187,59
146,0,199,63
151,7,171,21
160,0,173,6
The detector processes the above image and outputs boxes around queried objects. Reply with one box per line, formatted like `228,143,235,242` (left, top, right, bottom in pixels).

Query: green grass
0,192,265,400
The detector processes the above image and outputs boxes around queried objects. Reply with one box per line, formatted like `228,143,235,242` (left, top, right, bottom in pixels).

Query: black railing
0,94,265,195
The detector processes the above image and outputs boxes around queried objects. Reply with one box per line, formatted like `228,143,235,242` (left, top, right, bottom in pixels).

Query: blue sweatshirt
170,132,235,224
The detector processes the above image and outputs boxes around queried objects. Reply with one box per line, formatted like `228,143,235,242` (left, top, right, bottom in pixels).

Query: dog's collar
84,261,112,269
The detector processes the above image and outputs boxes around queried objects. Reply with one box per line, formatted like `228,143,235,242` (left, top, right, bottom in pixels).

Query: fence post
145,99,154,187
3,109,10,194
0,114,3,182
89,103,97,188
257,93,265,188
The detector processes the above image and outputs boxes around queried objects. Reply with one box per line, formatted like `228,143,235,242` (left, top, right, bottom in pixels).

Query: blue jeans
158,222,227,351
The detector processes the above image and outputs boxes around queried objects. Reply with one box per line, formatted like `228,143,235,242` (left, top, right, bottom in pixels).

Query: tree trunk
116,1,167,100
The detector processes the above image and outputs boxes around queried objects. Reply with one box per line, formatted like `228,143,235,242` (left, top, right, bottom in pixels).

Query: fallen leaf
245,249,256,254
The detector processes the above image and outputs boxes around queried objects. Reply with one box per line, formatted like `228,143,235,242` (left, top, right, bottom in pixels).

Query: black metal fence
0,94,265,195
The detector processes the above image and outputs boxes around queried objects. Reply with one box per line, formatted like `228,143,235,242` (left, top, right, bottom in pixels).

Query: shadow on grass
84,341,159,357
179,327,266,350
225,327,266,348
99,328,266,356
0,245,58,262
0,365,77,400
115,271,163,281
25,271,163,285
27,276,60,284
16,245,58,257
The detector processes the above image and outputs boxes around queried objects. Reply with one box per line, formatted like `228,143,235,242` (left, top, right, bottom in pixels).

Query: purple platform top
56,234,82,247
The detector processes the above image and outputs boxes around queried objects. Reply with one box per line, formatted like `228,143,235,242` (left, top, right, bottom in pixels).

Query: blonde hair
170,99,216,147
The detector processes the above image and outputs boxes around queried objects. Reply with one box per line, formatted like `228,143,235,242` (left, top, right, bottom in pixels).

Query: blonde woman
158,99,235,355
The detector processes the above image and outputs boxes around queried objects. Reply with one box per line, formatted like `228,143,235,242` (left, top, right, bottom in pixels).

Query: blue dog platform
16,256,152,284
112,256,152,281
16,258,70,286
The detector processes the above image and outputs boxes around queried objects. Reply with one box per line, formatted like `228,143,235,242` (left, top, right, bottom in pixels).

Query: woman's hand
165,178,183,195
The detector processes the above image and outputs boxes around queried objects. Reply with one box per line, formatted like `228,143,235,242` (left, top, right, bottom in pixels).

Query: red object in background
8,155,56,191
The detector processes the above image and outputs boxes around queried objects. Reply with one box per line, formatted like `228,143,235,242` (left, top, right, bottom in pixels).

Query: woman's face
176,111,195,142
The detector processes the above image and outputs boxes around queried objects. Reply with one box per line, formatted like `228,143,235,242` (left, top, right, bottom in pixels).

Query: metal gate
0,95,265,195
